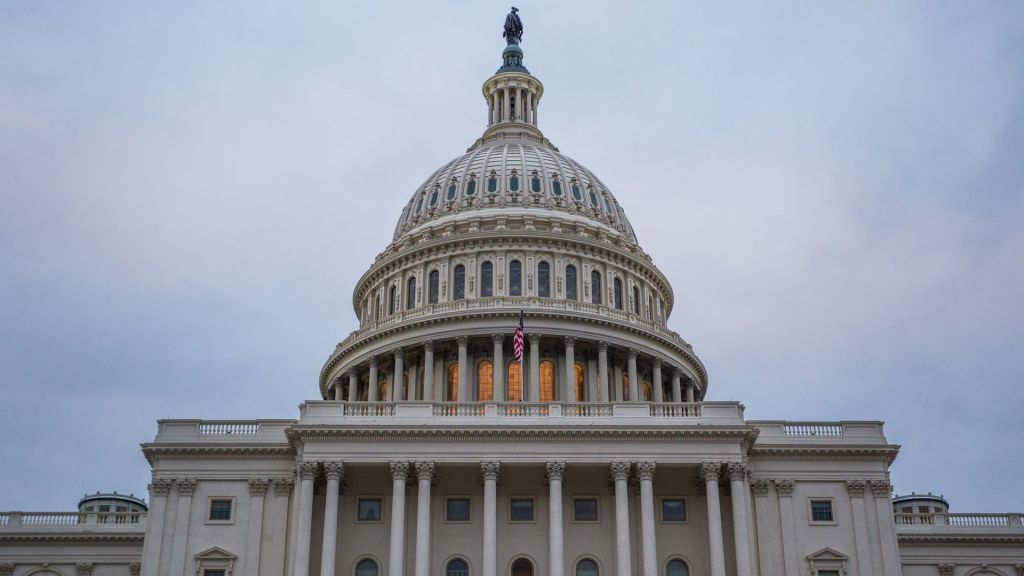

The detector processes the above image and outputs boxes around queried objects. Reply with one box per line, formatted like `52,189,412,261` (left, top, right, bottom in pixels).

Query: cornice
288,425,756,444
141,444,295,466
750,444,901,465
897,532,1024,546
0,533,145,543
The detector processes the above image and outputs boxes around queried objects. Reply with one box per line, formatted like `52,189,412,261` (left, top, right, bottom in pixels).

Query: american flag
512,309,525,362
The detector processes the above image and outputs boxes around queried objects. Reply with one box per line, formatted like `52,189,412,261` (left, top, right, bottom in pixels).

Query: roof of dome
392,138,638,243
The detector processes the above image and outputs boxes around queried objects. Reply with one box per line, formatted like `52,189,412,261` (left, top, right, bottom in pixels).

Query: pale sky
1,1,1022,512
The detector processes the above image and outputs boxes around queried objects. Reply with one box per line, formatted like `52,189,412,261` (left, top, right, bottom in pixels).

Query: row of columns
489,85,538,126
288,460,753,576
335,336,700,403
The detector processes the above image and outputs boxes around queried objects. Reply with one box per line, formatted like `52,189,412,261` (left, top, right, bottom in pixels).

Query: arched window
613,278,623,310
429,270,440,304
407,277,417,310
665,559,689,576
509,260,522,296
511,558,534,576
447,363,459,401
454,265,466,300
571,182,582,201
357,559,380,576
403,372,410,401
552,180,563,197
446,559,469,576
509,174,519,192
481,261,494,297
565,265,577,300
622,373,629,402
531,175,542,193
507,362,522,401
430,187,439,207
415,196,424,214
576,559,599,576
642,381,651,401
574,361,585,401
588,187,599,207
591,271,602,304
478,360,494,401
538,262,551,298
466,178,477,196
539,360,555,401
447,182,458,201
388,285,397,315
379,378,389,402
487,175,498,193
632,286,641,314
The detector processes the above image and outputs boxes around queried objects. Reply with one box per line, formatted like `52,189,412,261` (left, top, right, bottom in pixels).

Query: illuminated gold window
448,363,459,401
403,373,410,401
478,360,494,401
379,379,389,401
574,362,585,401
540,360,555,401
622,374,629,401
642,381,651,401
507,362,522,401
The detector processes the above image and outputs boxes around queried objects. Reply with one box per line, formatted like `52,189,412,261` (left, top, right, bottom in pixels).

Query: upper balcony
0,511,147,536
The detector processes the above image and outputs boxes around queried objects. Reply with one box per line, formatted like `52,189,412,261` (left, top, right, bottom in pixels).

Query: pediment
806,547,848,562
195,546,237,561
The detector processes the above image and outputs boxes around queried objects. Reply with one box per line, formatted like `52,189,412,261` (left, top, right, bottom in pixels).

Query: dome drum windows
429,270,440,304
508,170,520,193
406,276,417,310
565,264,578,301
487,172,498,194
446,179,459,202
537,261,551,298
530,171,542,194
454,265,466,300
551,176,563,198
429,186,440,208
509,260,522,296
480,261,494,297
466,175,478,197
590,271,602,305
570,179,583,202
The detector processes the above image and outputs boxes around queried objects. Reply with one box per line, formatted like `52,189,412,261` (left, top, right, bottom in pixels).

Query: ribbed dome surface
392,139,637,243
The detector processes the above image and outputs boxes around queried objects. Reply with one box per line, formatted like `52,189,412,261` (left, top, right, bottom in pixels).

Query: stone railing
783,423,844,437
748,420,889,446
895,512,1024,528
298,401,733,423
0,511,147,528
198,421,260,435
153,419,295,444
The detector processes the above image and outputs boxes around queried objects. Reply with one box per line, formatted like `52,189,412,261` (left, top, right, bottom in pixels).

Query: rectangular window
446,497,471,522
918,505,930,514
357,498,383,522
817,571,840,576
810,499,834,523
573,497,599,522
204,571,226,576
510,497,535,522
661,498,686,522
208,499,233,522
99,505,110,512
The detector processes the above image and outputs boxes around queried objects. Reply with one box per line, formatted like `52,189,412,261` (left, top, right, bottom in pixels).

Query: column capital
545,461,566,481
528,333,542,344
456,335,469,346
323,461,345,481
390,461,410,481
636,461,656,481
610,461,631,481
368,356,379,368
348,366,359,377
651,357,662,368
393,347,404,358
424,340,434,352
774,479,795,497
149,478,173,497
415,461,436,481
869,480,892,498
845,480,867,497
564,335,577,346
175,477,196,496
700,462,721,482
492,334,504,344
627,348,638,360
727,462,748,481
481,461,501,481
298,462,318,480
248,478,270,496
274,478,295,496
598,341,609,352
751,480,771,497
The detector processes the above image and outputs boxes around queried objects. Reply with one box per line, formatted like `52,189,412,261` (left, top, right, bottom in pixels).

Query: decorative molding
1015,564,1024,576
870,480,892,498
142,445,295,466
775,479,795,497
636,461,656,481
175,478,196,496
298,462,318,480
751,480,771,497
610,461,631,481
390,461,410,481
937,564,955,576
0,564,12,576
274,478,295,496
727,462,748,481
129,563,141,576
481,461,501,482
845,480,866,497
150,478,173,497
415,461,435,481
545,461,566,482
323,461,345,481
248,478,270,496
701,462,721,482
76,563,95,576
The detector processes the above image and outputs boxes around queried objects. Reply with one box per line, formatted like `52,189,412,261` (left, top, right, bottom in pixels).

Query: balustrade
198,422,260,435
894,512,1023,528
783,423,843,437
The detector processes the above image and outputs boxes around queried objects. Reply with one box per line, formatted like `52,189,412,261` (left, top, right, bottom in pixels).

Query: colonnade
331,335,701,404
287,461,754,576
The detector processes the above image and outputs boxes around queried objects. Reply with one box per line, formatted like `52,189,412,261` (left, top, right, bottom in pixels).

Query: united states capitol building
2,12,1021,576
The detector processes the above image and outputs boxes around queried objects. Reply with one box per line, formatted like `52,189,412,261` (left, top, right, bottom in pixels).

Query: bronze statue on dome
503,7,523,45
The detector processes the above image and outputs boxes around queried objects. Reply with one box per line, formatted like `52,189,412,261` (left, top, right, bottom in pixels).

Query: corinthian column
627,350,639,401
611,462,632,576
169,478,196,576
493,334,505,401
393,348,405,402
546,462,566,576
671,370,681,403
245,479,269,575
140,478,172,576
388,462,410,576
870,480,902,576
423,341,435,402
293,463,317,576
651,360,663,403
702,463,726,576
637,462,658,576
846,480,873,576
529,334,541,401
320,462,344,576
348,368,358,402
414,462,435,576
597,342,609,402
728,463,752,576
481,462,501,576
457,336,469,402
368,357,380,401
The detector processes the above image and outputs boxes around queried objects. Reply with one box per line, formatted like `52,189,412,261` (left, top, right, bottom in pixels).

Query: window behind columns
511,559,534,576
478,360,494,401
446,559,469,576
454,265,466,300
356,559,380,576
481,261,493,297
507,361,522,401
665,560,689,576
642,380,651,401
565,264,577,300
509,260,522,296
539,360,555,401
429,270,440,304
574,361,585,401
575,559,599,576
447,363,459,401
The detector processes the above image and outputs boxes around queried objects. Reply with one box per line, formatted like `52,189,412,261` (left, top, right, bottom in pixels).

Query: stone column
611,462,632,576
319,463,344,576
493,335,505,401
685,381,695,403
627,350,639,401
529,334,541,401
491,91,498,125
168,478,195,576
293,463,317,576
388,462,410,576
702,463,726,576
652,359,663,403
368,357,380,401
751,480,776,576
728,463,753,576
527,91,534,124
502,88,510,122
597,342,609,402
457,336,469,402
671,370,682,403
393,348,405,402
408,358,419,401
482,462,501,576
564,336,576,401
245,479,269,575
414,462,435,576
775,480,798,574
348,369,358,402
546,462,566,576
870,480,902,576
637,462,658,576
333,381,343,400
423,341,435,402
846,481,873,576
140,479,171,576
271,479,295,576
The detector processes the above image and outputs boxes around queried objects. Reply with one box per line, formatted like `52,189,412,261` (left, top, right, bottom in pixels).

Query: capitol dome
320,36,707,406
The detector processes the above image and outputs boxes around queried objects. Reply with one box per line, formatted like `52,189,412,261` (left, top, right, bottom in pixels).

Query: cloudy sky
1,1,1022,512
